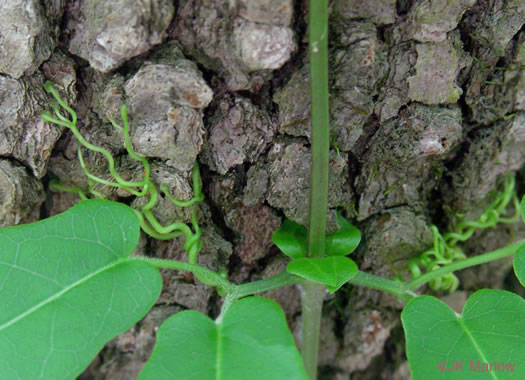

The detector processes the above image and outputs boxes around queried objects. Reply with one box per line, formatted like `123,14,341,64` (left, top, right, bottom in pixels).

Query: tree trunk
0,0,524,378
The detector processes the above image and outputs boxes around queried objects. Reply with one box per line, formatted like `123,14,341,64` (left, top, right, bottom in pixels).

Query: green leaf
325,213,361,256
272,219,308,259
138,297,307,380
286,257,358,293
514,243,525,286
0,200,162,380
273,216,361,259
402,290,525,379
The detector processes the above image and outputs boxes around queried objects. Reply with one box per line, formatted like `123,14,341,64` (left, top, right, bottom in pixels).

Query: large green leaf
138,297,307,380
0,200,162,380
402,290,525,379
325,213,361,256
514,244,525,286
272,219,308,259
286,257,358,293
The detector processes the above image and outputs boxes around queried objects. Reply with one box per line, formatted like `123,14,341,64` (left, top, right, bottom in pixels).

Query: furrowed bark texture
0,0,524,379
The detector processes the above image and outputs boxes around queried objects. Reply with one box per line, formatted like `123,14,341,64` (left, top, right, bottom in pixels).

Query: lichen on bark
0,0,55,78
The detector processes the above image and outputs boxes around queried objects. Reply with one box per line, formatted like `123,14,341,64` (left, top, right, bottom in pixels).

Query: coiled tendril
42,82,204,265
407,173,520,292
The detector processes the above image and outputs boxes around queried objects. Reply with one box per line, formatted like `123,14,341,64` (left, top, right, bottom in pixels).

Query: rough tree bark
0,0,524,379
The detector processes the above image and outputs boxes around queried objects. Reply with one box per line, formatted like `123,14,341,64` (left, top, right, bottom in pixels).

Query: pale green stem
300,281,325,379
348,272,416,303
130,256,235,293
407,240,524,291
307,0,329,258
302,0,330,378
236,271,302,298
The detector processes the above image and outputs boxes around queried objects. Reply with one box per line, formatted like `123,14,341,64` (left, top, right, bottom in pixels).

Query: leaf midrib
216,321,222,380
456,316,498,380
0,257,129,332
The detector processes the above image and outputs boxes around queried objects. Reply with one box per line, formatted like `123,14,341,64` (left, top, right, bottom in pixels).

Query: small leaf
272,219,308,259
325,213,361,256
138,297,307,380
286,257,358,293
402,290,525,379
273,216,361,259
514,243,525,286
0,200,162,379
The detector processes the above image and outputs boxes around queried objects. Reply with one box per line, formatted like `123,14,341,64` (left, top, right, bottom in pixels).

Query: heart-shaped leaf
514,243,525,287
325,213,361,256
286,257,358,293
0,200,162,380
272,219,308,259
138,297,307,380
402,290,525,379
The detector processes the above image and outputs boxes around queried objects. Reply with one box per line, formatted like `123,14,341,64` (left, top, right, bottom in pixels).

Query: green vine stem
307,0,330,258
133,234,523,310
235,271,302,298
42,82,204,264
130,237,520,309
407,173,519,292
49,180,89,200
43,85,149,191
131,256,235,293
231,237,523,302
302,0,330,378
351,239,523,300
406,240,524,291
235,271,412,302
348,272,417,303
300,281,326,378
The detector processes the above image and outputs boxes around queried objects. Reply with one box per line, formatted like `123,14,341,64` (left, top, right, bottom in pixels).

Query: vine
407,173,520,291
42,82,204,264
15,4,521,377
